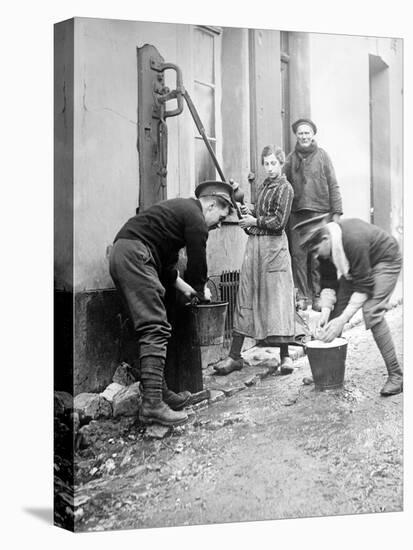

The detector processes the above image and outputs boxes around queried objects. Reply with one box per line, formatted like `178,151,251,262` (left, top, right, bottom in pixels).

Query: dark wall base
55,288,138,395
55,288,219,395
74,289,139,394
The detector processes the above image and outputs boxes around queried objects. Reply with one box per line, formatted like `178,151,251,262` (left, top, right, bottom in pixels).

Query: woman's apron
233,232,295,341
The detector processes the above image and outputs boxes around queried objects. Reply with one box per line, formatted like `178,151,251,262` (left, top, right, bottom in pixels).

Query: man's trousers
109,238,171,359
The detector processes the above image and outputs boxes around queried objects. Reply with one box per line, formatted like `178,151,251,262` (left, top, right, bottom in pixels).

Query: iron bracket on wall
138,45,185,210
150,58,184,119
138,44,242,219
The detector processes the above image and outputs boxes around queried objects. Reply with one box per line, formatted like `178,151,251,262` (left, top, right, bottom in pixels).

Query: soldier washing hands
294,214,403,396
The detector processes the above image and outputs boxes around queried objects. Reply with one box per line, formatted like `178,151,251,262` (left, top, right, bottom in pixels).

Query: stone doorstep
203,358,280,399
208,390,225,404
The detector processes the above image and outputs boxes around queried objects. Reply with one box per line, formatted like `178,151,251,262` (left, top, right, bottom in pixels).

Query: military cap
292,213,330,248
291,118,317,135
195,180,234,207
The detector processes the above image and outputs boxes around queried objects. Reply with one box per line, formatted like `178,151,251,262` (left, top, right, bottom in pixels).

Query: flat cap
195,180,234,207
292,118,317,135
292,213,330,248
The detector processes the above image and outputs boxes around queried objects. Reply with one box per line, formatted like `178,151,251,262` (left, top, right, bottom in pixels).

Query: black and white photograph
3,0,412,547
53,14,405,532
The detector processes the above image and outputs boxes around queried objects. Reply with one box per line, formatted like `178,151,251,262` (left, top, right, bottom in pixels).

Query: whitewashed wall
309,33,402,243
309,33,371,221
72,18,190,290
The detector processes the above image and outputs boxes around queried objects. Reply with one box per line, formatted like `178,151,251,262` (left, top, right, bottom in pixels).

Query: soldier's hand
321,318,345,342
317,308,331,329
203,286,212,302
174,276,197,300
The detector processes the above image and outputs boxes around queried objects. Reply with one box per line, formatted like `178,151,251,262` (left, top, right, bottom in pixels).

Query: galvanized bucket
305,337,348,390
191,302,228,346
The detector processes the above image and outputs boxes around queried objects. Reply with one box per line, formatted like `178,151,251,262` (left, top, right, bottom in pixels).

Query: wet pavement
73,301,403,532
201,279,402,398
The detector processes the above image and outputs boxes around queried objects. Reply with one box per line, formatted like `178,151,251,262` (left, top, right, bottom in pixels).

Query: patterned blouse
248,174,294,236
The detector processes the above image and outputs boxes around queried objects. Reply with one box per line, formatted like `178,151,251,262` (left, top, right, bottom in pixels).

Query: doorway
369,54,391,232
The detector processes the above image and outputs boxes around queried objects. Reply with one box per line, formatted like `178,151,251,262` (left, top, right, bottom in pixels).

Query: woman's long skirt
233,232,295,342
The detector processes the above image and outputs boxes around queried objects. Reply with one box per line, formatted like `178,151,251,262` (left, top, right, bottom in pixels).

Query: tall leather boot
162,377,192,411
139,356,188,426
371,319,403,396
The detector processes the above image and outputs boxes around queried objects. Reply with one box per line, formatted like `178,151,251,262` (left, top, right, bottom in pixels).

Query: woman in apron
214,144,296,375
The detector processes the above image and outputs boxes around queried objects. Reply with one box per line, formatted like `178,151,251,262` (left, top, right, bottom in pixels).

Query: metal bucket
191,302,228,346
305,337,348,390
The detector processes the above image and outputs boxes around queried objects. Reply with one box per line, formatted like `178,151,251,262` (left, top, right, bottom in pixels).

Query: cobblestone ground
74,306,403,532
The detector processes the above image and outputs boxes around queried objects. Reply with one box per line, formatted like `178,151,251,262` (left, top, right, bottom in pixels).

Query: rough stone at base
112,362,136,386
100,383,124,403
74,393,112,420
112,382,142,418
208,390,225,404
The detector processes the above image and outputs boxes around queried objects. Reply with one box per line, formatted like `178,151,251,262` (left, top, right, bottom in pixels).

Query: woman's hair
261,144,285,166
